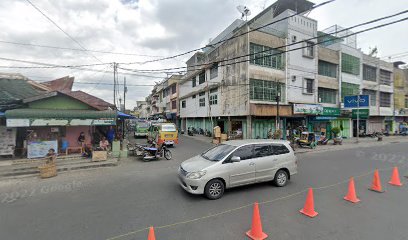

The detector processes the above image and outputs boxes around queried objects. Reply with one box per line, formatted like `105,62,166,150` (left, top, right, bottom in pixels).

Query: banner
27,140,58,159
293,104,323,115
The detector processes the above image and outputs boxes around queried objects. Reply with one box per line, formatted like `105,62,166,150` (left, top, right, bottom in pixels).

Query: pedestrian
77,132,86,150
107,126,115,145
267,129,273,139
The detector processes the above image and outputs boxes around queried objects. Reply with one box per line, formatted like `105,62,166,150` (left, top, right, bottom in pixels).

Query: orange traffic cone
299,188,318,218
147,226,156,240
389,167,403,186
246,202,268,240
369,169,384,192
344,177,360,203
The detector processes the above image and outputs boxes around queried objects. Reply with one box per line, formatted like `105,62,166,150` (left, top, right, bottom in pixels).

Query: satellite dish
237,5,251,21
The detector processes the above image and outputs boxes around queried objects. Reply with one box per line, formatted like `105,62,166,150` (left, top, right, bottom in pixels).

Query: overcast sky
0,0,407,109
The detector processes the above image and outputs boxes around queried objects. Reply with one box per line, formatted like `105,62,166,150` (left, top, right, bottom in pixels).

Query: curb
294,140,406,155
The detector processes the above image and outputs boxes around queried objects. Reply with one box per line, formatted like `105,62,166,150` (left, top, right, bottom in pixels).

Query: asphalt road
0,135,408,240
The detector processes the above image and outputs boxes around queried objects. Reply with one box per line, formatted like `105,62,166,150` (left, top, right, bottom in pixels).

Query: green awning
5,108,116,119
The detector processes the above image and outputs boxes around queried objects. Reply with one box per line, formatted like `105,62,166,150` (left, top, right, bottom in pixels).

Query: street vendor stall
5,109,117,158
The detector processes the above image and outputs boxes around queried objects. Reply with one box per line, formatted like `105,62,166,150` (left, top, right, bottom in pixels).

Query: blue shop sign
344,95,369,108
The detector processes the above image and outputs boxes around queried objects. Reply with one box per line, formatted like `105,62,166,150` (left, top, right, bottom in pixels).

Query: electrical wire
0,40,166,58
118,0,336,65
24,0,105,64
119,9,408,73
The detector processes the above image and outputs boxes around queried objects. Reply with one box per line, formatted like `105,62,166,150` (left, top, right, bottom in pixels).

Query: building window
405,97,408,108
249,79,285,102
199,72,205,84
181,100,186,108
171,84,177,94
341,53,360,75
318,60,337,78
192,77,196,87
380,92,391,107
303,41,314,58
209,95,218,105
363,89,377,106
209,88,218,105
210,64,218,79
363,64,377,81
318,88,336,104
192,94,196,99
304,78,314,94
250,43,284,70
171,100,177,109
341,82,359,100
199,92,205,96
379,69,392,86
199,97,205,107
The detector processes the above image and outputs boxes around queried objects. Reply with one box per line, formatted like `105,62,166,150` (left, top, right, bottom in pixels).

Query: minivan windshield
161,124,176,132
201,144,236,161
137,122,149,128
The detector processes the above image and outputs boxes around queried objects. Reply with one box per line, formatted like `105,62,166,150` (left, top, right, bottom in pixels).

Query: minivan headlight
186,170,207,179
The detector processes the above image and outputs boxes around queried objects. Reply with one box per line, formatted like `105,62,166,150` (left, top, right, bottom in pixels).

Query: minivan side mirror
230,156,241,162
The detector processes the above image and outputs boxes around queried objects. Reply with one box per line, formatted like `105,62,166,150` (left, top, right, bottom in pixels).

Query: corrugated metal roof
5,109,117,119
0,78,43,110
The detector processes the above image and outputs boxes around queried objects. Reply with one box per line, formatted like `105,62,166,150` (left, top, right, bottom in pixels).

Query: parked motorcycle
204,129,212,137
188,127,194,136
143,141,172,162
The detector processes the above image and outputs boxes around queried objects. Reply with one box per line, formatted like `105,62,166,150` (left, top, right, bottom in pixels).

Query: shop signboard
313,116,338,121
27,140,58,159
92,119,116,125
6,119,30,127
352,109,369,119
70,119,93,126
31,119,69,126
322,107,340,116
293,104,323,115
344,95,369,108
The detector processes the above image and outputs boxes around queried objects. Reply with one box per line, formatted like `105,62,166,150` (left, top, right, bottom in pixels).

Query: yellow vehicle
148,123,178,146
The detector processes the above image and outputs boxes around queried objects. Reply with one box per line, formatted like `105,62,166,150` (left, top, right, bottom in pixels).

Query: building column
246,115,252,139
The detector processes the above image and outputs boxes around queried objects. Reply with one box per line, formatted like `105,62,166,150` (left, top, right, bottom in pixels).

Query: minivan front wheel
204,179,225,200
274,170,288,187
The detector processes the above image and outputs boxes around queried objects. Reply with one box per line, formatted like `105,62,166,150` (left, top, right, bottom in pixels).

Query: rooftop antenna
237,5,251,21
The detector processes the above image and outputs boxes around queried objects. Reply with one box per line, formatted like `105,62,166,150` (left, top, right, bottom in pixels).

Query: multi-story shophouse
179,0,321,139
393,61,408,132
177,0,396,139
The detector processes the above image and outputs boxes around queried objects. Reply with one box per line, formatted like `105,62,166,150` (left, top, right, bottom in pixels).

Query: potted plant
331,127,342,145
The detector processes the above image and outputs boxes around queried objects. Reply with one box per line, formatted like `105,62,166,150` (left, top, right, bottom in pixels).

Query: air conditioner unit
318,97,322,103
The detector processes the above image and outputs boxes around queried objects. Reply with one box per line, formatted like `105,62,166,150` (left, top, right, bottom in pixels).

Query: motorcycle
187,127,194,136
143,141,172,162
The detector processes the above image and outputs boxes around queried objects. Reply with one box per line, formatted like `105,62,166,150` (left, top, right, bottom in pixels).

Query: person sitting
46,148,57,164
82,145,92,158
99,137,109,151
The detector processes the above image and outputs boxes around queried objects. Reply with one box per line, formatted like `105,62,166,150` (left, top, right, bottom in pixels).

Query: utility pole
123,76,127,111
276,79,281,131
113,62,117,108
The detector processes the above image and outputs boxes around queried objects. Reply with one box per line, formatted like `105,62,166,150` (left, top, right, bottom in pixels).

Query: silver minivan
178,139,298,199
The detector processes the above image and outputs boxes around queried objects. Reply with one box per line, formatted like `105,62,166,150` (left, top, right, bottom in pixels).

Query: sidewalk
182,134,408,154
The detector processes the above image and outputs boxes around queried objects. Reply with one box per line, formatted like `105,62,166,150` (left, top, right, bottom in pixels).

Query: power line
118,0,336,65
24,0,104,64
0,40,166,58
119,9,408,74
0,57,167,79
